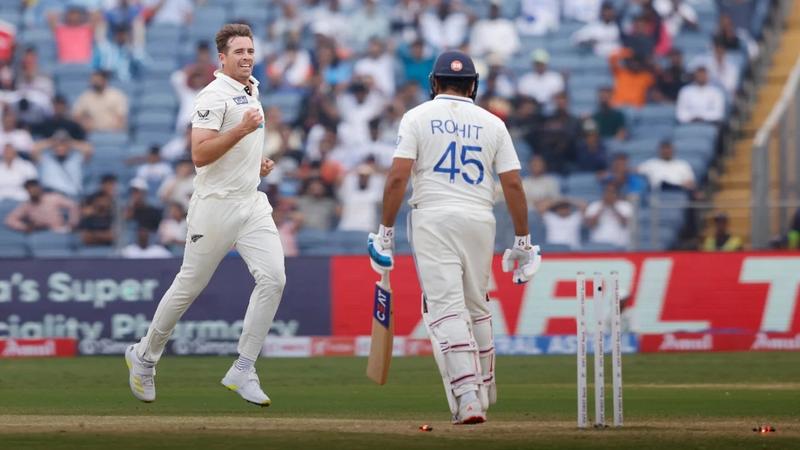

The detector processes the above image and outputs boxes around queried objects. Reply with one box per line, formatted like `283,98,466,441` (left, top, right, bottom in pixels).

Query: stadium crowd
0,0,784,256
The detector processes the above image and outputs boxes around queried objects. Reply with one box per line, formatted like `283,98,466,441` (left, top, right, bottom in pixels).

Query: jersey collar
434,94,474,104
214,70,260,94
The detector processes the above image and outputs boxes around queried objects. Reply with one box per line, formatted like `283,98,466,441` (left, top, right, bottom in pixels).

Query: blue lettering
456,123,467,138
444,120,456,134
430,120,443,135
473,125,482,140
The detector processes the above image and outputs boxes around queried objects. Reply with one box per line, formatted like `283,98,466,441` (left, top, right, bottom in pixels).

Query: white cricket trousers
137,191,285,363
409,207,494,322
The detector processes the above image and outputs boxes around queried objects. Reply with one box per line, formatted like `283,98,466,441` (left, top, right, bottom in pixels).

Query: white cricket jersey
191,71,265,200
394,94,521,211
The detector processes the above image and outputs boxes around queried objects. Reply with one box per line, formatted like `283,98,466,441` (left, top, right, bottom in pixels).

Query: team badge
197,110,210,120
450,60,463,72
233,95,248,104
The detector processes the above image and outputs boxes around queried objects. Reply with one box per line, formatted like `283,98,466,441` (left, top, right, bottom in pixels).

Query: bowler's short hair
215,23,253,54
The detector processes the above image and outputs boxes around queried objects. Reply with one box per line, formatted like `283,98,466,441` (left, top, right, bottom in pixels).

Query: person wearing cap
676,65,725,123
125,24,284,408
369,50,542,425
701,212,742,251
516,48,565,107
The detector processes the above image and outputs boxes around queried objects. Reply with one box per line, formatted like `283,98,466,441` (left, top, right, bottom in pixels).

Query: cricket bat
366,271,393,385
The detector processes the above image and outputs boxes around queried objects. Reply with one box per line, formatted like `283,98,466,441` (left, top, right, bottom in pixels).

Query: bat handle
381,271,390,286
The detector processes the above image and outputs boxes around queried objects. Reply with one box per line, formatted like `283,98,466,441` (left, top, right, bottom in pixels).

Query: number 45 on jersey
434,141,484,185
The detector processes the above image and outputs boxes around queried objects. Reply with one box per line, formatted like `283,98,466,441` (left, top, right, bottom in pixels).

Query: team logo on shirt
190,234,204,243
450,60,463,72
233,95,248,105
197,110,210,120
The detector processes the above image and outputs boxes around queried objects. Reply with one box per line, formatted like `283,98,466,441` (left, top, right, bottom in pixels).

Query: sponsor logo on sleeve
233,95,248,105
197,110,210,120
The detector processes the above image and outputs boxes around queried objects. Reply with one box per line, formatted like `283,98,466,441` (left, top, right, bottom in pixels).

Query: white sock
233,355,255,372
459,390,478,405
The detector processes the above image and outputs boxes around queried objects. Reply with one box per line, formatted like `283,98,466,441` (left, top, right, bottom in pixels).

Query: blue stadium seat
581,242,625,253
134,130,176,147
673,123,718,142
0,227,28,258
135,111,178,133
27,231,76,254
637,104,677,125
75,246,115,258
565,173,602,196
89,132,129,148
539,243,573,253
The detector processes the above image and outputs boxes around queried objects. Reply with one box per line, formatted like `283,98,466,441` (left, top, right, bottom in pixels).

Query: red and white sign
0,338,77,358
640,332,800,352
332,253,800,338
261,337,433,358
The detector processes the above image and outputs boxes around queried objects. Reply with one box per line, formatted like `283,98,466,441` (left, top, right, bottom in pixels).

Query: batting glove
502,235,542,284
368,224,395,273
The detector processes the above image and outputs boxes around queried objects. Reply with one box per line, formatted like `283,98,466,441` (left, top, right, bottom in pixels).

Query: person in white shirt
143,0,193,26
542,198,587,249
121,226,173,259
516,49,565,108
353,38,396,97
157,201,187,246
346,0,390,51
516,0,559,36
563,0,603,23
135,146,173,191
125,24,284,408
0,142,37,202
157,158,195,210
266,39,312,89
638,139,696,191
171,67,207,133
585,183,633,248
335,79,387,149
0,107,34,156
468,1,519,64
653,0,698,37
336,164,383,232
369,51,541,425
521,155,562,211
419,1,469,50
676,66,726,123
690,38,740,97
572,2,622,57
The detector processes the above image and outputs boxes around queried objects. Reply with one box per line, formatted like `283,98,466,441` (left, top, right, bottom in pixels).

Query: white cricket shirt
394,94,521,211
191,71,265,200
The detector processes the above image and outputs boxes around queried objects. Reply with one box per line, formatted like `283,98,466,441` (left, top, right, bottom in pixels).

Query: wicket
576,271,623,429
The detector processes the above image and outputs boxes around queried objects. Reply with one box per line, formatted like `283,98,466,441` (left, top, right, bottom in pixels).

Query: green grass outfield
1,352,799,449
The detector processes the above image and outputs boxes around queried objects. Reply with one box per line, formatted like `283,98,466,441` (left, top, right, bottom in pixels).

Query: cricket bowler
368,50,542,424
125,24,285,406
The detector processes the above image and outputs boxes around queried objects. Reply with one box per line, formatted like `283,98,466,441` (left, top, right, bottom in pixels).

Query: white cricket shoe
125,345,155,402
454,399,486,425
221,366,271,407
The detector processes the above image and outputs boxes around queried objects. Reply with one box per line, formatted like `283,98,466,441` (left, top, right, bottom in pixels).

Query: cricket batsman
125,24,285,406
368,51,542,424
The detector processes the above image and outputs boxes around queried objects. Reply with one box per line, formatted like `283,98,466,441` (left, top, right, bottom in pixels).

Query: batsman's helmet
428,50,479,101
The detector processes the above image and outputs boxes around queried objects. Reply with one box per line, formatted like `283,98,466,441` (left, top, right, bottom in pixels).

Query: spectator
5,179,79,233
517,49,565,108
143,0,194,26
30,130,93,198
103,0,146,38
267,38,313,89
676,66,726,124
572,2,622,57
592,86,627,140
575,120,608,173
314,40,353,91
358,118,395,170
125,178,162,231
390,0,424,44
585,183,633,248
270,2,304,43
701,212,743,251
691,37,740,97
521,155,561,212
306,0,348,46
182,41,217,86
347,0,390,51
508,96,544,145
161,124,191,162
0,143,37,202
157,159,194,210
718,0,757,34
77,192,114,246
16,46,55,99
714,13,758,61
609,48,655,108
94,173,120,208
563,0,603,23
469,0,519,63
621,10,670,58
652,48,689,103
48,5,97,64
542,198,587,249
296,177,337,231
8,89,53,129
158,202,187,246
638,139,696,191
31,95,87,142
516,0,559,36
398,39,435,92
273,198,302,257
92,24,148,82
601,153,648,199
532,92,581,175
653,0,699,38
353,38,395,97
135,146,173,191
419,0,469,50
72,70,129,132
337,164,383,232
120,226,172,258
335,79,386,150
0,107,34,156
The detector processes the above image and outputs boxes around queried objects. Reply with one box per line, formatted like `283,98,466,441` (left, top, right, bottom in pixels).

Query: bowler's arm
191,127,248,168
380,157,414,227
499,170,530,236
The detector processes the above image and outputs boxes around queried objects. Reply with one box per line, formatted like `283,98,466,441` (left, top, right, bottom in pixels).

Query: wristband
514,234,531,249
379,224,394,239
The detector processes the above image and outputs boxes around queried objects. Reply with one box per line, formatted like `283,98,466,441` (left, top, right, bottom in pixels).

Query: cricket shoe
221,366,271,407
454,399,486,425
125,345,156,402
